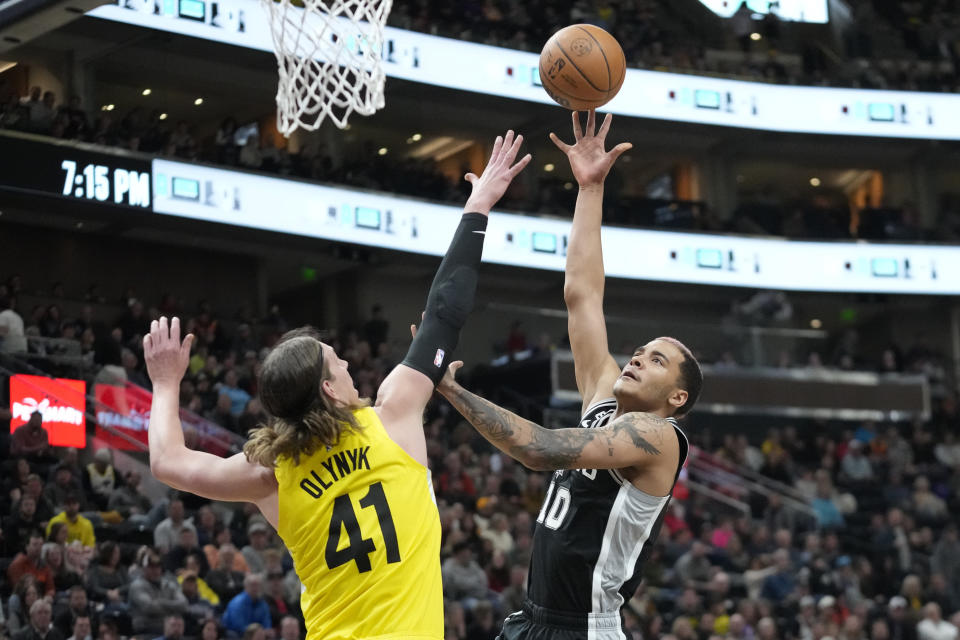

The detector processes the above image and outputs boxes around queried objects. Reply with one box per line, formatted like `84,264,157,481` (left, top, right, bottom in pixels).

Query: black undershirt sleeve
401,212,488,385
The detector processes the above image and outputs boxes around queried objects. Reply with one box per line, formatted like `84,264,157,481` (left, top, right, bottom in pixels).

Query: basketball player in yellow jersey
142,130,532,640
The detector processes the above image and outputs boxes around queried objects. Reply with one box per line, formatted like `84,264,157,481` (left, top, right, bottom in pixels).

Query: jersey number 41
326,482,402,573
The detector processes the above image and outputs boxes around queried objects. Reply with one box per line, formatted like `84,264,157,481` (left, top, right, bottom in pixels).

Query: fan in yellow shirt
46,494,95,548
177,569,220,607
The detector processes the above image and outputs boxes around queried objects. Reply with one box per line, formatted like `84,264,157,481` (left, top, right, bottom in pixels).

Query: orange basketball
539,24,626,111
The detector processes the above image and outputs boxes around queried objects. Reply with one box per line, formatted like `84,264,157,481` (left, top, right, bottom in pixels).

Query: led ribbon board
152,158,960,295
697,0,828,23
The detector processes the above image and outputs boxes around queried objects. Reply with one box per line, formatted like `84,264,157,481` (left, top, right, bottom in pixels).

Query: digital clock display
60,160,151,207
0,134,152,209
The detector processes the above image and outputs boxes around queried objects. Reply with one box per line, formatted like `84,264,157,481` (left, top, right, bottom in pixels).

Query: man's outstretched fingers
489,136,503,164
572,111,583,140
180,333,194,359
503,134,524,166
609,142,633,161
598,113,613,139
510,153,533,177
549,132,571,153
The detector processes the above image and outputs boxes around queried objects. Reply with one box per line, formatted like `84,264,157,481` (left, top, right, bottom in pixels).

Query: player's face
613,338,687,415
320,343,360,406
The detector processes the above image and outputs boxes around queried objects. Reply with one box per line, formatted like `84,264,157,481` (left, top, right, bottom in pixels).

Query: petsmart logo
12,397,84,425
9,375,87,448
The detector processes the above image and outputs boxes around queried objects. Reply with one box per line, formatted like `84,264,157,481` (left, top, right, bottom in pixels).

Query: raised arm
144,318,277,514
374,131,531,464
437,362,675,472
551,111,632,412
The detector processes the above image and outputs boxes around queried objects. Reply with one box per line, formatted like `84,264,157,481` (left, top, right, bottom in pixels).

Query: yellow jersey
274,407,443,640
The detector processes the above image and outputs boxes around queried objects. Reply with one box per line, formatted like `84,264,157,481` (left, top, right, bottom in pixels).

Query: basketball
538,24,627,111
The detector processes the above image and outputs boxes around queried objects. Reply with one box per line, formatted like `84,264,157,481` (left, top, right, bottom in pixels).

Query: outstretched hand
143,316,194,388
463,130,533,215
550,110,632,188
437,360,464,394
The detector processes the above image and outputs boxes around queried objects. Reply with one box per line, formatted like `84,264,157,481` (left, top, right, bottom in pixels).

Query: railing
485,301,829,369
22,335,92,367
686,446,817,523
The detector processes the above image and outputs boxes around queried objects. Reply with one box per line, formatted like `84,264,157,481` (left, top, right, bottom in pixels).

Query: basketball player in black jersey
434,111,704,640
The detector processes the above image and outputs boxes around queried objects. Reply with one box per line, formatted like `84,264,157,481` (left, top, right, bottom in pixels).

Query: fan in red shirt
6,531,55,598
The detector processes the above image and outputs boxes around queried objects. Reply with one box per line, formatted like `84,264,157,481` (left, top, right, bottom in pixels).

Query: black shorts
496,600,624,640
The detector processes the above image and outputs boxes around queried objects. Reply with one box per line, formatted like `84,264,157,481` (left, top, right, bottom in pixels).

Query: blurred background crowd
0,270,958,640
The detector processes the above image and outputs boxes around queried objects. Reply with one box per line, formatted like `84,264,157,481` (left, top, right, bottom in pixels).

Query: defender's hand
143,316,194,388
437,360,464,395
463,130,532,215
550,110,632,188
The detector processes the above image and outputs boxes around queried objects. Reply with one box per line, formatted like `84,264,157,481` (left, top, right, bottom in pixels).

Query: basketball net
260,0,392,135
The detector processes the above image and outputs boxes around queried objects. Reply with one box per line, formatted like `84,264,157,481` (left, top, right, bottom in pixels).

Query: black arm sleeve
401,212,488,385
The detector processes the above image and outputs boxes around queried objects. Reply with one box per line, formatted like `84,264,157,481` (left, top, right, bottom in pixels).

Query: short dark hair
656,337,703,416
47,522,66,542
97,541,118,566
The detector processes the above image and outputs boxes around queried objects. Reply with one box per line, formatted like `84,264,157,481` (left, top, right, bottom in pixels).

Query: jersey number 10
326,482,401,573
537,480,571,530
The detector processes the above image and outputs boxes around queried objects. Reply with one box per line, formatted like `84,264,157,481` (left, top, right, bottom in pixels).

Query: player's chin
613,379,647,410
612,378,636,401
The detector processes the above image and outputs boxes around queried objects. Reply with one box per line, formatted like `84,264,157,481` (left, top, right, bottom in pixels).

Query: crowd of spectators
0,269,959,640
4,81,957,244
389,0,960,93
0,87,463,207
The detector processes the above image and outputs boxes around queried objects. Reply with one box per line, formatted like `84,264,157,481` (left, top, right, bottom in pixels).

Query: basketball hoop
260,0,392,135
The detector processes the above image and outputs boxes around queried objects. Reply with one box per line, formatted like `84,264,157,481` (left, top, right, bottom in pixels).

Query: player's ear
668,388,687,411
321,379,337,403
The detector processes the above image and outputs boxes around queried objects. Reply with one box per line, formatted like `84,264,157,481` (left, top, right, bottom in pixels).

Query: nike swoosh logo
472,230,486,235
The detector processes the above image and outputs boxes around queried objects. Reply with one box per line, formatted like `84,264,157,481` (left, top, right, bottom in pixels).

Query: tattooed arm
437,362,677,471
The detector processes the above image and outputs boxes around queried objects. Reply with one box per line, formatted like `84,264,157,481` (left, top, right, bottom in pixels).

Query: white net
261,0,392,135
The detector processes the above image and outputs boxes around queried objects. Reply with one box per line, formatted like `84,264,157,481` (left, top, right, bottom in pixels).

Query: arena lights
89,0,960,140
142,88,152,95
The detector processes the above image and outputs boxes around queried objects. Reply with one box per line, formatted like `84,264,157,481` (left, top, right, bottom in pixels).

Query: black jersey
527,398,689,616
